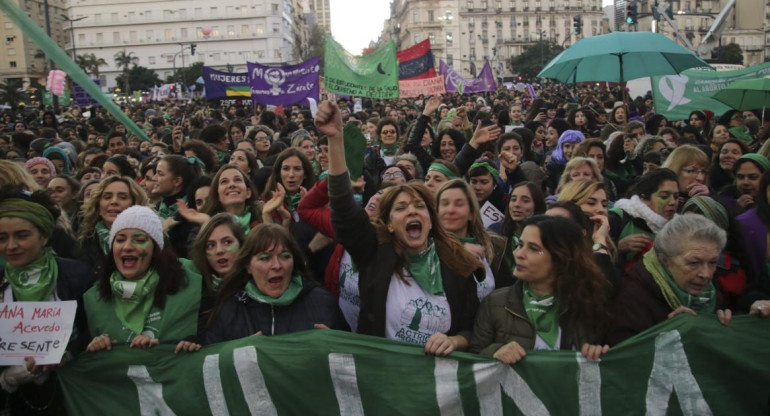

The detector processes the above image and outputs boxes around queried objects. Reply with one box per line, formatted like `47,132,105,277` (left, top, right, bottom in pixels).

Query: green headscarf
468,160,500,181
407,239,444,295
738,153,770,172
244,274,303,306
0,198,55,238
4,247,58,301
643,248,716,313
109,268,160,335
427,162,457,179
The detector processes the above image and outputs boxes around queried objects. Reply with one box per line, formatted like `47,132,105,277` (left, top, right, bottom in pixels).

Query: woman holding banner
320,100,483,356
0,187,92,415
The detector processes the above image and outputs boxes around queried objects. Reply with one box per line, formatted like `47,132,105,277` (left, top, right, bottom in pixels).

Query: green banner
0,1,147,141
324,37,399,99
58,315,770,415
651,62,770,121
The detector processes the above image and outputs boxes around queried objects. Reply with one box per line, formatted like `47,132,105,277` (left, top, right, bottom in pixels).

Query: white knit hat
108,206,165,250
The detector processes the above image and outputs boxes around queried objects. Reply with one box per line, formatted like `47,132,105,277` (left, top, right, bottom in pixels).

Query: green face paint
654,191,674,213
130,231,152,258
226,242,239,252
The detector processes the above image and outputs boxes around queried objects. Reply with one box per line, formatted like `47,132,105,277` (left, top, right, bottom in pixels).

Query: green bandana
235,211,252,234
4,247,58,301
643,248,717,313
469,161,500,181
109,269,160,335
0,198,56,238
381,142,400,156
158,198,180,220
285,192,302,212
96,220,111,255
728,126,753,143
460,234,476,244
509,234,521,273
210,274,222,291
407,239,444,295
427,162,457,179
738,153,770,171
522,282,559,348
216,150,230,166
244,275,303,306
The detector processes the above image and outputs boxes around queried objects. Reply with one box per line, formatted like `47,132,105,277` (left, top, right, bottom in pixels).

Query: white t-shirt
385,271,451,346
475,257,495,301
338,250,360,332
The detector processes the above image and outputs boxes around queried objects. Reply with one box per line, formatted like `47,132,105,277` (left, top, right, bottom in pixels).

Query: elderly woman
203,224,346,343
78,176,150,270
661,144,711,211
84,206,202,353
0,189,92,414
320,100,482,356
607,215,731,345
470,216,610,363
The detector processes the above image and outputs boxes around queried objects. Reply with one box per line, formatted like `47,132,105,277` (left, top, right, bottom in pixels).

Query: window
111,12,118,22
272,4,279,13
163,10,174,19
428,10,434,22
149,56,156,64
228,25,235,36
195,8,202,18
446,54,453,66
130,31,137,41
274,50,282,58
96,33,103,43
165,29,173,39
179,9,187,19
446,31,453,44
212,27,220,36
5,36,15,43
256,25,264,34
7,48,15,56
211,7,218,17
242,25,249,35
113,32,120,42
146,30,153,39
127,12,135,20
9,61,17,68
78,33,85,43
181,28,188,38
144,11,151,20
429,32,435,44
257,50,265,58
4,23,12,29
414,34,420,44
413,11,419,23
273,23,279,33
94,13,102,23
212,52,221,60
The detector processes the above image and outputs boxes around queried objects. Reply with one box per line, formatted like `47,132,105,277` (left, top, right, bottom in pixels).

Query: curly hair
77,176,149,241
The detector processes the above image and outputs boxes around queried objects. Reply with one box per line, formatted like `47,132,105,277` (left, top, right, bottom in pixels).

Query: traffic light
626,1,638,24
190,43,197,56
572,16,582,34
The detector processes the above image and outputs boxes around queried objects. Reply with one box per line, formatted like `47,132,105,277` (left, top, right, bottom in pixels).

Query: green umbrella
537,32,711,84
712,77,770,118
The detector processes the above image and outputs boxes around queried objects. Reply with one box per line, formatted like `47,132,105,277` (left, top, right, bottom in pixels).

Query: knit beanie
681,196,729,231
108,206,165,250
738,153,770,172
24,157,56,175
42,146,71,175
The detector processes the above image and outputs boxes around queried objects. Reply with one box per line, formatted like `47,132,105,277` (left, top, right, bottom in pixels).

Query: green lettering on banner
58,316,770,415
651,62,770,120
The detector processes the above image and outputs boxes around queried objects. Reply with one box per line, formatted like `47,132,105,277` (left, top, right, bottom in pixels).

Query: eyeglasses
255,136,270,142
381,129,397,135
381,171,405,180
682,168,708,177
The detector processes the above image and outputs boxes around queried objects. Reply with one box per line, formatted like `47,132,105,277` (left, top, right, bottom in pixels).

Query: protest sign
58,315,770,415
324,37,399,99
479,200,505,228
0,301,77,365
202,67,250,99
440,60,497,94
248,58,320,107
399,76,446,98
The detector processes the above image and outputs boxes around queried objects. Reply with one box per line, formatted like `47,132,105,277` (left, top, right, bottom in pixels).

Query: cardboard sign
480,201,505,229
399,76,446,98
0,301,77,365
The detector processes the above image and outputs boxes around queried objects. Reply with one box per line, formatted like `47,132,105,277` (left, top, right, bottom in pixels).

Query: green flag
58,315,770,415
324,37,399,99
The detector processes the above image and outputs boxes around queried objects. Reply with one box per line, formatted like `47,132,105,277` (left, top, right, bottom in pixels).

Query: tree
509,41,564,80
114,50,139,94
165,61,204,87
0,78,27,106
76,53,107,78
714,43,743,65
305,25,326,73
115,66,161,94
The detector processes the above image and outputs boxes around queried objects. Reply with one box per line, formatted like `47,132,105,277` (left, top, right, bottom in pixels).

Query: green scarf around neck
235,211,252,234
407,239,444,295
245,275,303,306
643,249,716,313
459,234,476,244
285,192,302,212
381,142,400,156
109,269,160,335
522,282,559,348
4,247,58,301
96,220,111,255
158,198,180,220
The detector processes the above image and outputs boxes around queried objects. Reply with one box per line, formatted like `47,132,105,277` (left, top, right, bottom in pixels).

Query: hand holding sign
0,301,77,366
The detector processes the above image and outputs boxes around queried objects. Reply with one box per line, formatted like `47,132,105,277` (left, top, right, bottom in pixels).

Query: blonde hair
78,176,150,241
0,160,40,191
661,144,709,174
556,157,603,193
558,180,606,206
435,179,494,261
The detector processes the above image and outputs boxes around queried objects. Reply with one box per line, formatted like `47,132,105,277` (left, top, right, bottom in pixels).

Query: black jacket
202,279,346,344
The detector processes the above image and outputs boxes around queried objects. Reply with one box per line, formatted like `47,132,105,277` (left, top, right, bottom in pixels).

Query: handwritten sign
399,76,446,98
0,301,77,365
480,201,505,229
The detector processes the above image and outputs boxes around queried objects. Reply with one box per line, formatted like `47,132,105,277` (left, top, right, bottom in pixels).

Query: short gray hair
655,214,727,259
392,152,424,180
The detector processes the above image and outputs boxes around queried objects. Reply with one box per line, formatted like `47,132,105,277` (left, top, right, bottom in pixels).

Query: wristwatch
592,243,608,252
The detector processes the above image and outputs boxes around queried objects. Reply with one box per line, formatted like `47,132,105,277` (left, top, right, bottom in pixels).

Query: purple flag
439,60,497,94
248,58,320,107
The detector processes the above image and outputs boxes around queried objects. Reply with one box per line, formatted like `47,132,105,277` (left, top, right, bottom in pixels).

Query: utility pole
43,0,58,112
61,15,87,60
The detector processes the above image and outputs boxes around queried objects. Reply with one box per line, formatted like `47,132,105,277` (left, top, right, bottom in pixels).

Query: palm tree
76,53,107,78
114,49,138,95
0,78,27,106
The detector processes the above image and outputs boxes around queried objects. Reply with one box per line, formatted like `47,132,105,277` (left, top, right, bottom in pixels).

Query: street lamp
61,14,87,60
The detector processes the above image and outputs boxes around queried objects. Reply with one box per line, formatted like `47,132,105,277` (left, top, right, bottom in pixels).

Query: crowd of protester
1,82,770,414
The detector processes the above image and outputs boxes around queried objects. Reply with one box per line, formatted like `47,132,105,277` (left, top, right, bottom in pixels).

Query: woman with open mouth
203,223,346,343
78,176,150,274
0,189,92,414
470,215,611,364
190,213,246,327
84,206,203,354
320,100,483,356
152,154,204,258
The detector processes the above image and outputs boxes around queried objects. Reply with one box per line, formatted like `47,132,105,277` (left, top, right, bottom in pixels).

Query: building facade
0,0,69,86
381,0,605,79
614,0,769,66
